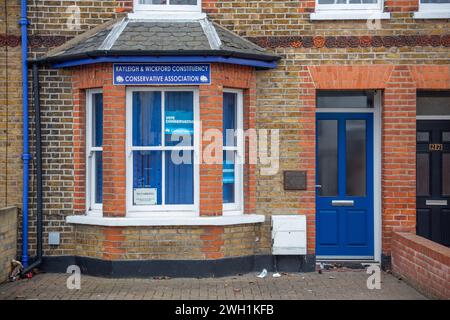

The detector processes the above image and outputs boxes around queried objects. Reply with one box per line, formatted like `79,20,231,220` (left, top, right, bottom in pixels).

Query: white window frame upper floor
222,89,244,216
414,0,450,19
126,87,200,218
131,0,205,19
311,0,391,20
86,89,103,216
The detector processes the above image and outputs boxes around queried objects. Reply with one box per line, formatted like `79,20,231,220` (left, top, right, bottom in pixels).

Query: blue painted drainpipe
20,0,30,267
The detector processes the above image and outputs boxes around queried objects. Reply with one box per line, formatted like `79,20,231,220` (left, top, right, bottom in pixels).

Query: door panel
316,113,374,257
346,210,367,245
317,210,339,246
416,120,450,247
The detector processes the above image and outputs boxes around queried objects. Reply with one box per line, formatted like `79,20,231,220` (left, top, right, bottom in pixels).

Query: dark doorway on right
416,91,450,247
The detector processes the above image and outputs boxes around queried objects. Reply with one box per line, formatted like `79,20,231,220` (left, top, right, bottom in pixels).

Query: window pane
133,92,162,146
350,0,377,3
92,93,103,147
346,120,366,196
417,131,430,143
223,151,235,203
165,150,194,205
417,91,450,116
170,0,197,4
139,0,167,4
94,151,103,204
421,0,450,3
317,91,374,109
223,92,237,147
417,153,430,196
443,154,450,196
165,92,194,147
442,132,450,142
133,151,162,205
319,0,379,3
318,120,338,196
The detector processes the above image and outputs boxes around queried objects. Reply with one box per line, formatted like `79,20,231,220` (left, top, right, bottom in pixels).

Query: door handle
331,200,354,207
315,185,322,188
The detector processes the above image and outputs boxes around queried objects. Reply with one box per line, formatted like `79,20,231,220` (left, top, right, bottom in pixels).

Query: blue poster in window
165,111,194,135
113,64,211,85
223,162,235,184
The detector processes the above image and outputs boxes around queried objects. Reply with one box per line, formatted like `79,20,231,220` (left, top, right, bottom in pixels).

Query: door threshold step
316,260,379,270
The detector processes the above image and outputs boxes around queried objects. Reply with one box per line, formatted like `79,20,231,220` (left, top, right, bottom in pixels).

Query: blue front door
316,113,374,257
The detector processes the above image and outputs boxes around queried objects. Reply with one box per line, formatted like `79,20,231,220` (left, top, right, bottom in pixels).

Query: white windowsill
413,11,450,19
128,11,207,20
66,214,265,227
310,11,390,21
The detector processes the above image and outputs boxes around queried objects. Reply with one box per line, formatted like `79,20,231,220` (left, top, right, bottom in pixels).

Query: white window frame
222,89,244,216
316,0,382,11
133,0,201,12
414,1,450,19
126,87,200,217
311,0,390,20
86,89,103,216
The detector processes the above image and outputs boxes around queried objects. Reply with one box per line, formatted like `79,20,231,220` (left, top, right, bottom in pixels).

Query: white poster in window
134,188,157,205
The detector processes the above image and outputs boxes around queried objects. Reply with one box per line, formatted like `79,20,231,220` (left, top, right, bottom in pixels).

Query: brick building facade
1,0,449,277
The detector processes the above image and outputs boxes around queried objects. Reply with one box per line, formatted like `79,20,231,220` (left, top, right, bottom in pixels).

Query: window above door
311,0,390,20
414,0,450,19
317,91,375,109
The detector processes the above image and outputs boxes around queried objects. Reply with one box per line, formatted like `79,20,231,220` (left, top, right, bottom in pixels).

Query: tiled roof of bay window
40,17,279,63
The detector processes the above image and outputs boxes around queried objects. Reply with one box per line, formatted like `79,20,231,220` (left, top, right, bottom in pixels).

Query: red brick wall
392,232,450,299
385,1,419,12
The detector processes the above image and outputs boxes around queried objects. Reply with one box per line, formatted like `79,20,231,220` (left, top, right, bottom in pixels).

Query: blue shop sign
113,63,211,85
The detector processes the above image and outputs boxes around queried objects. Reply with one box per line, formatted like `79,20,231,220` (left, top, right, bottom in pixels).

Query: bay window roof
38,17,279,67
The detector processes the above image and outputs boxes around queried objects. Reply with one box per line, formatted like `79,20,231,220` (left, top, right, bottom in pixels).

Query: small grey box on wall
283,171,307,190
48,232,60,245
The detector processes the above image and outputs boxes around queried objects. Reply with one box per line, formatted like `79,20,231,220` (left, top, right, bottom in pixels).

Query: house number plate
429,144,443,151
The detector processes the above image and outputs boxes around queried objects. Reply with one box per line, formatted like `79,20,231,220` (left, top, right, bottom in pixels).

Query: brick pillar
244,71,257,215
382,65,417,255
300,66,317,255
199,65,223,217
72,75,86,215
200,226,225,259
102,80,127,217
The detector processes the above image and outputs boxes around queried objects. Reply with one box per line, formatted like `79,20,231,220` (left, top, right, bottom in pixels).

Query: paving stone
0,270,427,300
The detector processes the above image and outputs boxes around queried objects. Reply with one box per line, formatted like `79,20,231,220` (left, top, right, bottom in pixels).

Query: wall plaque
283,171,307,191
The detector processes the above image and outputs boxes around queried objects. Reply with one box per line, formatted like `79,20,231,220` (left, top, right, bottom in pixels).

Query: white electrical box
271,215,306,255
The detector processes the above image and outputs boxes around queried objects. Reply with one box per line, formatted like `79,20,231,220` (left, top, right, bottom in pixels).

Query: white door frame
315,91,382,262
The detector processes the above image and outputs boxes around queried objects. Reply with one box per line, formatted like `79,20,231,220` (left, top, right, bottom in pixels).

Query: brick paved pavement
0,269,426,300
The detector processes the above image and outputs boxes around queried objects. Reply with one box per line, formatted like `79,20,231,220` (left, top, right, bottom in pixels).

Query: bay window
86,90,103,214
127,88,199,215
223,90,244,214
